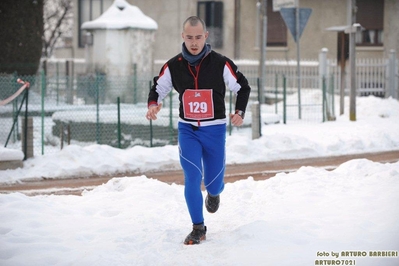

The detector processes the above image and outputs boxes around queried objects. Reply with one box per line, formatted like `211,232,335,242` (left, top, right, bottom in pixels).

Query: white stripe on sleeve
223,64,241,94
156,66,173,103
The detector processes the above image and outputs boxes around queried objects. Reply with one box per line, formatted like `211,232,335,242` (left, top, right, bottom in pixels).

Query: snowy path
1,150,398,196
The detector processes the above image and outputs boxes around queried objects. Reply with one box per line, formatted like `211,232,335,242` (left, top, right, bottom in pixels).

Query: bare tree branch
42,0,73,58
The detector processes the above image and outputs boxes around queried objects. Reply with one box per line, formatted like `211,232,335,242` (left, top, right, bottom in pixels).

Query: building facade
55,0,399,64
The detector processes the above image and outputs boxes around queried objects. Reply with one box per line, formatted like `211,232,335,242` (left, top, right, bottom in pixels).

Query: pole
258,0,267,105
169,91,173,143
274,74,278,114
60,123,64,150
283,75,287,124
234,0,241,59
96,73,100,143
149,81,153,147
256,1,260,48
5,92,26,147
389,50,398,99
229,91,233,135
23,85,29,160
41,70,45,155
296,0,302,119
339,32,346,115
117,97,121,148
251,102,260,140
349,0,356,121
322,76,326,122
319,48,328,121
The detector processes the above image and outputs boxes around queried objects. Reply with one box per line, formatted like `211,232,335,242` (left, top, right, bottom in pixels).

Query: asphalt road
1,150,398,196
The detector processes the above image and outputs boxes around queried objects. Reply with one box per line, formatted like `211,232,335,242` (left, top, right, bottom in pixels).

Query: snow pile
81,0,158,30
0,147,23,162
0,159,398,265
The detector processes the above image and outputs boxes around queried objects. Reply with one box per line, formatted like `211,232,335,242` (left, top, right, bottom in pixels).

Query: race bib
182,89,214,120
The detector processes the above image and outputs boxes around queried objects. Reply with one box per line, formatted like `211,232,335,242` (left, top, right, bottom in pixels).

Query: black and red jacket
148,50,251,125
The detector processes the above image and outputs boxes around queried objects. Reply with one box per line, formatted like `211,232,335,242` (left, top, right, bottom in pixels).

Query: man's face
182,23,208,55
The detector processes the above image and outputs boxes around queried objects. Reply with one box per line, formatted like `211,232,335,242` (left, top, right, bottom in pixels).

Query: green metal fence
1,69,335,157
261,74,336,124
1,71,180,156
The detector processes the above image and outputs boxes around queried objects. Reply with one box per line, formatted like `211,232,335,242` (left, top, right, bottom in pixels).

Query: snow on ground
0,95,399,265
0,161,398,266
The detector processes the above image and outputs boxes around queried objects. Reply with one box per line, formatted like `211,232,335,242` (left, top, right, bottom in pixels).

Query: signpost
348,0,357,121
280,5,312,119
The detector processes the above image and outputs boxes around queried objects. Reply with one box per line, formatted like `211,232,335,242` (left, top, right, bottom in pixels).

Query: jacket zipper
187,61,204,127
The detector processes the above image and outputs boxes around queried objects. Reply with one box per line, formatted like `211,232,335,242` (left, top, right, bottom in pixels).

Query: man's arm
146,63,174,120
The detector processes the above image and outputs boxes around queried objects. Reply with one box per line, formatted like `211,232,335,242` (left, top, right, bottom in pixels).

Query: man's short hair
183,16,207,32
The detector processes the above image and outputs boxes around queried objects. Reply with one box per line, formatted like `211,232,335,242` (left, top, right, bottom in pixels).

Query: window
78,0,113,47
267,0,287,46
257,0,287,47
356,0,384,46
197,1,224,48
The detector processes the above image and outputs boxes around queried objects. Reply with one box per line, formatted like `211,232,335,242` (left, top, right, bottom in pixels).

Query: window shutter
267,0,287,46
356,0,384,30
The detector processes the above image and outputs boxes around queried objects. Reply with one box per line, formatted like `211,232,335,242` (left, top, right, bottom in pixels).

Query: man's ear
205,31,209,39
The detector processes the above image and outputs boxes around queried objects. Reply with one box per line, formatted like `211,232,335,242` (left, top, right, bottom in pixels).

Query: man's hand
146,103,163,120
229,113,243,126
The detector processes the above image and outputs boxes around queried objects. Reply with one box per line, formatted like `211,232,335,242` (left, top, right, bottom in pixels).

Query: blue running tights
178,122,226,225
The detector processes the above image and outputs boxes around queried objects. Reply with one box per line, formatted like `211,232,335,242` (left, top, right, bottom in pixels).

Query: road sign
272,0,296,11
280,8,312,42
